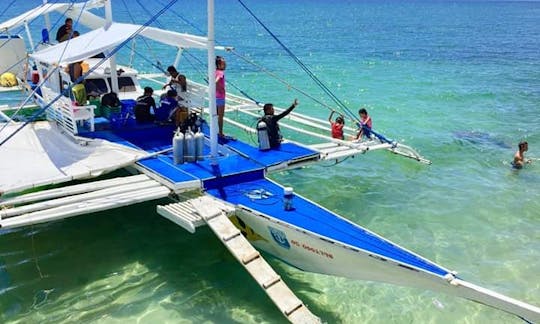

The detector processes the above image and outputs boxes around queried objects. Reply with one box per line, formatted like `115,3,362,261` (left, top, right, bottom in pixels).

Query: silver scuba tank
257,120,270,151
194,131,204,160
173,129,184,164
184,130,196,162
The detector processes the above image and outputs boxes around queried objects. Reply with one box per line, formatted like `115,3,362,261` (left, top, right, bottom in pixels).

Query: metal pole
42,0,51,36
105,0,119,93
24,22,35,51
207,0,217,159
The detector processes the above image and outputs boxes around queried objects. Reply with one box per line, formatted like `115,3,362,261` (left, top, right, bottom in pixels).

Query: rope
236,0,359,123
228,49,337,112
151,0,263,104
0,0,18,19
121,0,162,69
0,0,85,135
0,0,179,147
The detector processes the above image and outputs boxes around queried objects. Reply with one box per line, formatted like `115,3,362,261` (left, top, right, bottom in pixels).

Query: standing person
56,18,73,42
66,61,82,82
215,56,226,137
134,87,157,123
260,99,299,148
355,108,372,140
328,110,345,140
513,141,531,169
163,66,187,97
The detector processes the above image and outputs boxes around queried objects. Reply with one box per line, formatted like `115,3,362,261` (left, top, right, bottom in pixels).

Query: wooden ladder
189,196,321,324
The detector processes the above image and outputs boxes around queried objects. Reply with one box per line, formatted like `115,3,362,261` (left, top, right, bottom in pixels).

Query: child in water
355,108,372,140
513,141,532,169
328,110,345,140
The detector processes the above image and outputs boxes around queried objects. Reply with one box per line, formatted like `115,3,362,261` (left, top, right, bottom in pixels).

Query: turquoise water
1,0,539,323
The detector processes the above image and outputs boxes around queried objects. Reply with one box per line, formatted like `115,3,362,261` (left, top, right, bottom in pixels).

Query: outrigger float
0,1,539,323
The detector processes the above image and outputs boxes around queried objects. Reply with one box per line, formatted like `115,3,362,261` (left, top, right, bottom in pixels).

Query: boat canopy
31,23,142,65
30,22,211,65
0,1,105,32
0,121,147,195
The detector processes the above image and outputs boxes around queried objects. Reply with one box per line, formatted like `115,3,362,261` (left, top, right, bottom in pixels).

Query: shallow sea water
1,0,539,323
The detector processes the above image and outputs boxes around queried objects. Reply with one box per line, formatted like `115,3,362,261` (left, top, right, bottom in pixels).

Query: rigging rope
124,0,163,69
0,0,76,75
0,0,179,147
228,49,339,112
236,0,359,123
0,0,18,20
0,0,87,136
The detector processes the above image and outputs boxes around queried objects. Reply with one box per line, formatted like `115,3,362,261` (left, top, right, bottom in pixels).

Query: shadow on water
0,200,343,323
453,130,512,150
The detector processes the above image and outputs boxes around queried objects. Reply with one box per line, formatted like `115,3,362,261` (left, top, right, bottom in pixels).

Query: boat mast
207,0,217,158
105,0,119,93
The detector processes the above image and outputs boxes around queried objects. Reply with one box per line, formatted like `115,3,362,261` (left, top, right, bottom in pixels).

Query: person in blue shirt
156,89,178,123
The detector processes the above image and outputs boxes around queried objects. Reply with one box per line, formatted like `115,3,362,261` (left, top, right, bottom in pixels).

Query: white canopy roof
31,23,142,65
0,121,147,195
30,22,211,65
0,0,105,32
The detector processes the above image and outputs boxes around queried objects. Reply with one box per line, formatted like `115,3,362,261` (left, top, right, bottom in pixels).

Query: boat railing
41,87,95,136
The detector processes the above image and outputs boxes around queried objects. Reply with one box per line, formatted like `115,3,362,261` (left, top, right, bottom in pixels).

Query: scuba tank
173,129,184,164
257,120,270,151
184,130,196,162
194,131,205,161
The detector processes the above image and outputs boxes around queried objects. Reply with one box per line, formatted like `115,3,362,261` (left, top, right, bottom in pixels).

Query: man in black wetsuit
134,87,157,123
261,99,298,148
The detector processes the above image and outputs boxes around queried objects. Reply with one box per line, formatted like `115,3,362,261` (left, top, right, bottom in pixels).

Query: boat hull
234,206,450,292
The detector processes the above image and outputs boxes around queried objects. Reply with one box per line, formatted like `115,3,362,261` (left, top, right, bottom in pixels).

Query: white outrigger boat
0,1,539,323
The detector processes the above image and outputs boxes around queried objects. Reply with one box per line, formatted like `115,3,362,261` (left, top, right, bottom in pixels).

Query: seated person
101,91,121,108
156,89,178,122
84,80,101,99
66,61,82,83
354,108,372,140
134,87,156,123
56,18,73,42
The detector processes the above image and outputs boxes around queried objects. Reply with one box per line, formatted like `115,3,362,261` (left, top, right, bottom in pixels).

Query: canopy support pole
24,22,35,52
42,0,51,37
173,47,183,69
207,0,217,160
104,0,119,93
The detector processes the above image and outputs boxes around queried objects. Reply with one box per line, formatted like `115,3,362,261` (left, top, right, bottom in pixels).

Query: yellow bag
0,72,18,87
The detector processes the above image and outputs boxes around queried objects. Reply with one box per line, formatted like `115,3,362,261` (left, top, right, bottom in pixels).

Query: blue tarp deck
199,122,320,169
81,124,448,277
84,125,265,186
223,140,320,169
206,178,449,277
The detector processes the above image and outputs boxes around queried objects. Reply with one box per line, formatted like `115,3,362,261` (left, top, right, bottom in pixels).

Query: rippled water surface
1,0,539,323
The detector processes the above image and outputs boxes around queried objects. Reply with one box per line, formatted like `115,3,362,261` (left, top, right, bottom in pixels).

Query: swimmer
512,141,531,169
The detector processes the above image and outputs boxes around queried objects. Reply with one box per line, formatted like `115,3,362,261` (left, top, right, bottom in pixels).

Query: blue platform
206,178,449,277
224,140,320,169
80,121,449,278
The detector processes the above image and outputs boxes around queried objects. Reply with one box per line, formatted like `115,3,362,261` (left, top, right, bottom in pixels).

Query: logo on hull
268,226,290,249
